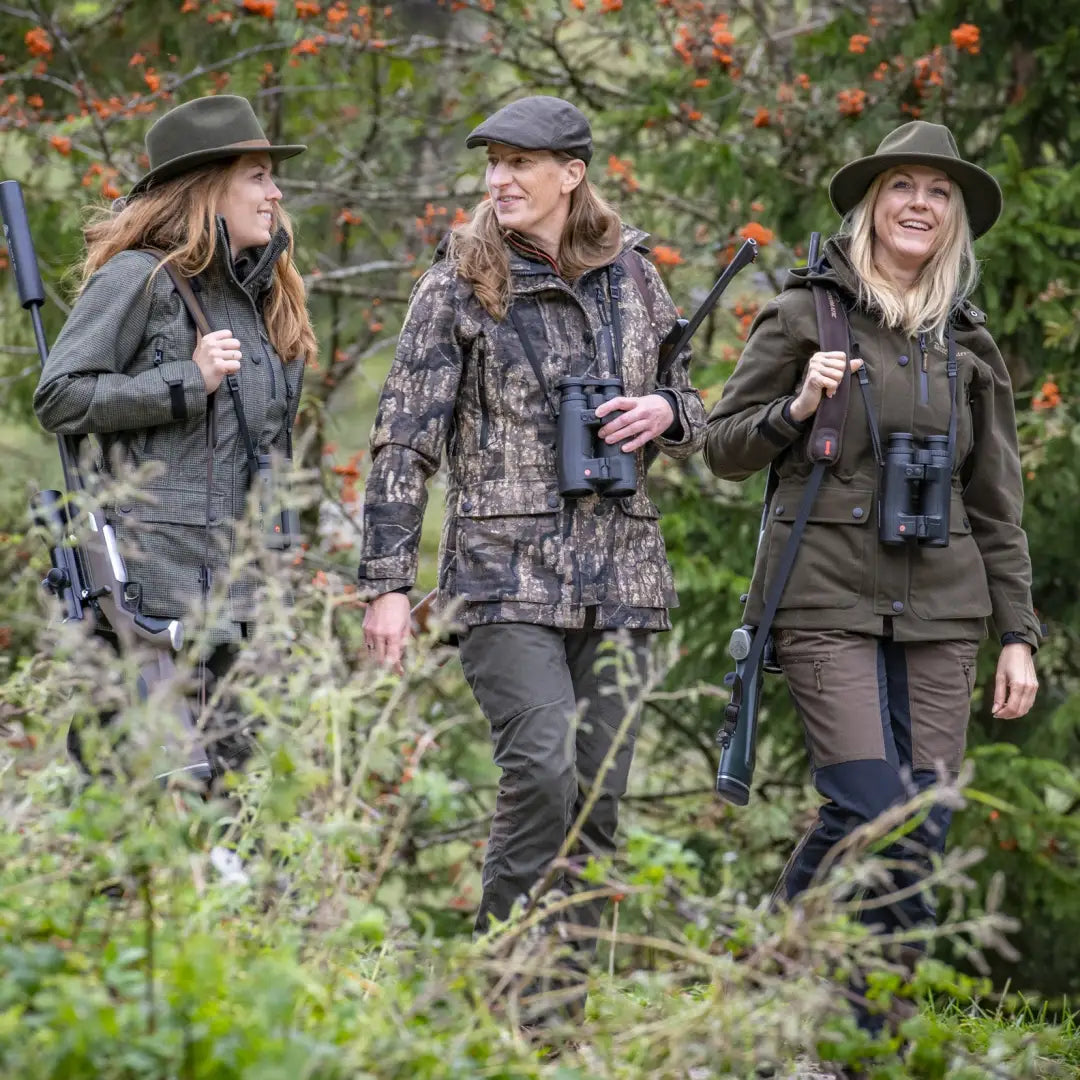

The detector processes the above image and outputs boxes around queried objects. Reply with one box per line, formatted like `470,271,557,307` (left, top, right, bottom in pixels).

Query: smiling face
218,152,282,256
871,164,955,281
484,142,585,256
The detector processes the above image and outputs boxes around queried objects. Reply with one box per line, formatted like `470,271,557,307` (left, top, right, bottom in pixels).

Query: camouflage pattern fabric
358,226,706,629
34,221,304,645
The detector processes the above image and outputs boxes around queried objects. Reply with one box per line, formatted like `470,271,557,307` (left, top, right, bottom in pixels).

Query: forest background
2,1,1080,1077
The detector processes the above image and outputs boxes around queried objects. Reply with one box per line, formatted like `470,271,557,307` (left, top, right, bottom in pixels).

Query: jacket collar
212,215,290,298
504,223,651,280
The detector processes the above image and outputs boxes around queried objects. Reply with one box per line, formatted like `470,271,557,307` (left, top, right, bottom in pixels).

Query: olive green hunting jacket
704,236,1040,648
357,227,707,630
34,221,303,645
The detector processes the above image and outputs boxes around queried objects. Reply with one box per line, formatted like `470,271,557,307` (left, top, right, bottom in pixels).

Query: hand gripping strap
807,284,851,464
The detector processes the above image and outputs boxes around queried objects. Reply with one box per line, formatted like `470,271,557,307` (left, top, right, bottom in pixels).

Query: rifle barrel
666,237,758,362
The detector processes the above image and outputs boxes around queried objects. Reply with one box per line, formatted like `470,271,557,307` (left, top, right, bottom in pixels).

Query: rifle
0,179,210,783
659,236,759,367
715,231,829,806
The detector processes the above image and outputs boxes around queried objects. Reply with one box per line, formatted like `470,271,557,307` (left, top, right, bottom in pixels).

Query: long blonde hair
839,167,978,342
447,153,623,318
81,160,317,365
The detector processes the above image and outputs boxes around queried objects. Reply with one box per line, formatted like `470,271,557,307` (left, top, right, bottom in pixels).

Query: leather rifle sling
719,276,851,744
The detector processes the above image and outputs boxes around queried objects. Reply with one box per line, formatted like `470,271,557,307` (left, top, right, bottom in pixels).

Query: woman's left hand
992,642,1039,719
595,393,674,453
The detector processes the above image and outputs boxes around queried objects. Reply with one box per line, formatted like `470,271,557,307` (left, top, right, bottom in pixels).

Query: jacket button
251,354,261,364
898,354,909,366
461,499,473,512
119,505,132,514
892,600,905,613
547,494,561,509
774,504,785,516
962,517,970,529
852,507,864,519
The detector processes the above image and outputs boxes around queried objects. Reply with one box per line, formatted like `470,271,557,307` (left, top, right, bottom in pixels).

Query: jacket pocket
908,491,992,620
611,490,676,609
450,479,565,604
108,487,217,619
763,484,874,611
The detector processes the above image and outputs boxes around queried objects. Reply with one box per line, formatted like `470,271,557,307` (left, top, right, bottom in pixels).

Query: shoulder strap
148,251,214,338
807,284,851,463
618,249,656,326
151,252,260,475
508,303,559,418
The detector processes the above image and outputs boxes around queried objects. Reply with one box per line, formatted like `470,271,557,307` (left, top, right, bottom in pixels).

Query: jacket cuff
756,397,806,447
156,360,208,422
654,389,684,442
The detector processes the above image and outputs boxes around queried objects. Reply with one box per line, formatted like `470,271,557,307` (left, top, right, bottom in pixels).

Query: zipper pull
918,332,928,373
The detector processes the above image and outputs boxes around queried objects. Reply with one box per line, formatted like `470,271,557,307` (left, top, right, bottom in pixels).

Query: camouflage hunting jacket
34,220,304,646
357,226,706,630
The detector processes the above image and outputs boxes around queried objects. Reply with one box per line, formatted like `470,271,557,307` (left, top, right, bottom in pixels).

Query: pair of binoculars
254,454,301,550
555,377,637,499
879,432,951,547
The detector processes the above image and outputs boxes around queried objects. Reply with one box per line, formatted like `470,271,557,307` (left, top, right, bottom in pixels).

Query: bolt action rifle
716,230,851,805
0,179,210,783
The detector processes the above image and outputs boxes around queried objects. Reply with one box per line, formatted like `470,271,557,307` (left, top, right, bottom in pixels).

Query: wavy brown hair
81,158,317,364
447,152,623,318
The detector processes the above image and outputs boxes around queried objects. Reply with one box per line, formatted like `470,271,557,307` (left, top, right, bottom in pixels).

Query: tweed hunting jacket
357,226,707,630
34,220,304,644
704,236,1039,648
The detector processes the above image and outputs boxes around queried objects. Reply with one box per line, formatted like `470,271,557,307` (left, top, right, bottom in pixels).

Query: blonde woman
704,122,1039,1017
359,97,706,962
34,95,315,775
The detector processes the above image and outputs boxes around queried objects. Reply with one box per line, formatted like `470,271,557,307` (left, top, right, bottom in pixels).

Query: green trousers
459,622,651,939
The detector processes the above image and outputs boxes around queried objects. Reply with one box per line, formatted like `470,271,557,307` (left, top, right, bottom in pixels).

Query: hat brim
464,131,592,164
829,152,1002,238
129,141,306,196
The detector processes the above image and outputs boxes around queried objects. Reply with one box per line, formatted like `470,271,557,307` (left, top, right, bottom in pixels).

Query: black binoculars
255,454,301,550
879,432,951,547
556,376,637,499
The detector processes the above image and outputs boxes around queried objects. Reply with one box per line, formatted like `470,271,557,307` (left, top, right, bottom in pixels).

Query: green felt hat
829,121,1001,238
130,95,305,196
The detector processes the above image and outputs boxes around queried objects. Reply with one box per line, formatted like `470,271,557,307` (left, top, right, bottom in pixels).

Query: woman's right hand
192,328,243,394
789,351,865,423
363,591,412,673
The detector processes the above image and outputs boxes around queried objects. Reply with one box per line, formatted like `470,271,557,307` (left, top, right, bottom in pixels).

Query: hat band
217,138,272,150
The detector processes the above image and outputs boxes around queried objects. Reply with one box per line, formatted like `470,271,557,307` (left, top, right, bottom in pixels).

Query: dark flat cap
465,96,593,164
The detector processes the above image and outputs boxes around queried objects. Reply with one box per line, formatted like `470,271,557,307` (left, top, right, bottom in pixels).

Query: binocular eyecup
555,376,637,499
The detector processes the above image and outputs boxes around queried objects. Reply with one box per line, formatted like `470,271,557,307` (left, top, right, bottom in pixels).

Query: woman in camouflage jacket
34,95,315,773
359,97,706,969
705,121,1039,1011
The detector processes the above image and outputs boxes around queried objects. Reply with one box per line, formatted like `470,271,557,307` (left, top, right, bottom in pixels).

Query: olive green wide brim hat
129,95,306,196
829,120,1002,238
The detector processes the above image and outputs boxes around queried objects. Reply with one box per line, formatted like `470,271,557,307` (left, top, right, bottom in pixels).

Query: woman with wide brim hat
34,94,316,785
704,120,1038,1041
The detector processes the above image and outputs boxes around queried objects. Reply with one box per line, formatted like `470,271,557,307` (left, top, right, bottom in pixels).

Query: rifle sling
807,282,851,463
157,259,261,476
721,278,851,743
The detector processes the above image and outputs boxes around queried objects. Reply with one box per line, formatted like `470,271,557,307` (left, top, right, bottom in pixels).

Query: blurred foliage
1,2,1079,1061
